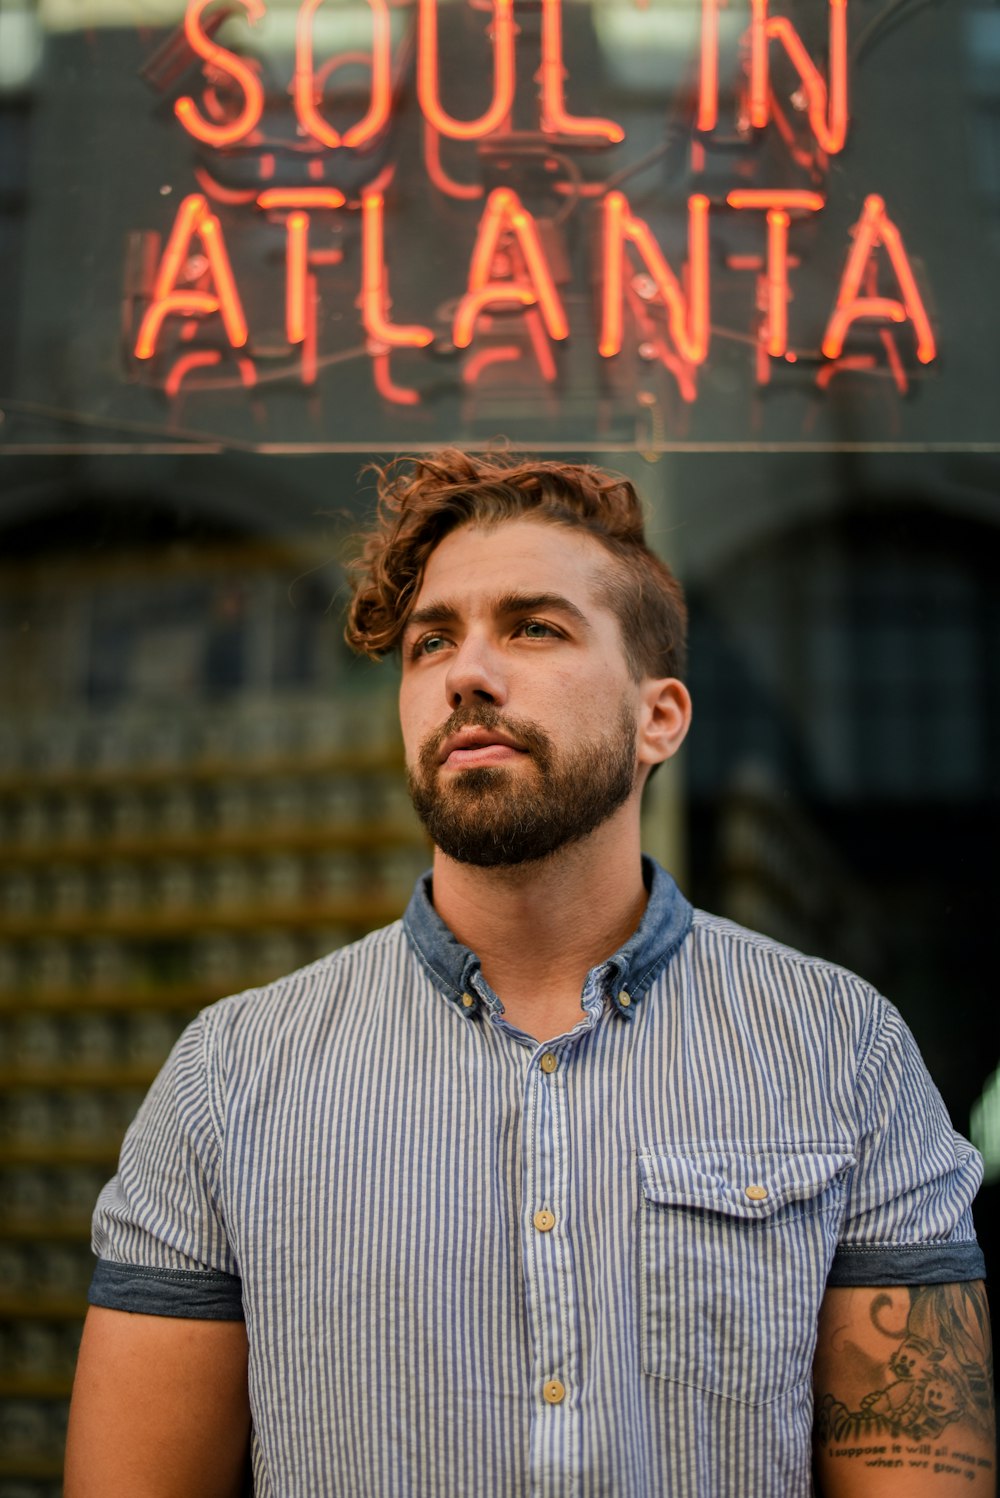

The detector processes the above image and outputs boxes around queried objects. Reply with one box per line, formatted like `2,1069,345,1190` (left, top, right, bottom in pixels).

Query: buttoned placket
471,968,609,1498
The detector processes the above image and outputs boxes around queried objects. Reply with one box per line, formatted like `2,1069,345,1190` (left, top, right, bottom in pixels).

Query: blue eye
414,633,448,657
520,620,556,639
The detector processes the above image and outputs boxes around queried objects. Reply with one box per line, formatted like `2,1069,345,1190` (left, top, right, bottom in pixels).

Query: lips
437,726,528,768
443,743,526,769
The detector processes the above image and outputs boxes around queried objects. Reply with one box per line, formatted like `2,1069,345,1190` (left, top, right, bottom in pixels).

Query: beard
406,699,639,868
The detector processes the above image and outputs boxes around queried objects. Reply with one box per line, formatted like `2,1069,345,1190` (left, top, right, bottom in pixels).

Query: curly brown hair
344,449,687,681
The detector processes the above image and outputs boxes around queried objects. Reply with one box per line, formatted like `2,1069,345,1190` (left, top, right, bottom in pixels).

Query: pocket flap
639,1148,854,1220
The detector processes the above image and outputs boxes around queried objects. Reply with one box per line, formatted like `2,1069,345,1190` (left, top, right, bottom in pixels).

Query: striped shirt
90,859,984,1497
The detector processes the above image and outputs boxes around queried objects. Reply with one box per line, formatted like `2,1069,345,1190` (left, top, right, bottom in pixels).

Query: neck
429,808,649,1038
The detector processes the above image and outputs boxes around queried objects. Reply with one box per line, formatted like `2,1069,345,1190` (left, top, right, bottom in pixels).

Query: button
543,1380,565,1405
618,990,632,1008
533,1209,556,1232
460,992,475,1009
745,1184,768,1201
539,1052,558,1074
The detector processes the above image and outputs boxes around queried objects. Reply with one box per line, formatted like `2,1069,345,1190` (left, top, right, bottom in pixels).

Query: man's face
398,518,645,868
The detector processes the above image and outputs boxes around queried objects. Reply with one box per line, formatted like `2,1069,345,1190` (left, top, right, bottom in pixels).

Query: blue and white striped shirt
90,859,984,1497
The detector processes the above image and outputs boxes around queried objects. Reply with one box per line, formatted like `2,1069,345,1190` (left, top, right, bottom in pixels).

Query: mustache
420,704,554,768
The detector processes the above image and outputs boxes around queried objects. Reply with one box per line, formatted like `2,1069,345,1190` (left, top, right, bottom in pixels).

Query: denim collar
402,856,693,1022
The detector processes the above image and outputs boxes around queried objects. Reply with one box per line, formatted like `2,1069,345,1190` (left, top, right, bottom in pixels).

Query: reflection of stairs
718,765,878,977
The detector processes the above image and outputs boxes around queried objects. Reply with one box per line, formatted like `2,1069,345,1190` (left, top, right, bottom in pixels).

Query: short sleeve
89,1011,244,1320
828,997,985,1287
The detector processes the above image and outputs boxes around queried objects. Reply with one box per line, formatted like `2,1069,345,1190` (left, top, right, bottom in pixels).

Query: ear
636,677,692,773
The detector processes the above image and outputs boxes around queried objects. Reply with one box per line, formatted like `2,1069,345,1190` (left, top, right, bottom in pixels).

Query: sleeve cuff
828,1240,987,1287
89,1259,245,1320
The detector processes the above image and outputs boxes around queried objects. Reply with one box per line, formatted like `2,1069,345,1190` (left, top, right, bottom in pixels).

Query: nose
443,633,508,710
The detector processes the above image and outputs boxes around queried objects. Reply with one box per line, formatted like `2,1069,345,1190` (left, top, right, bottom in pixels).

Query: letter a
134,195,248,360
453,188,568,348
822,194,936,364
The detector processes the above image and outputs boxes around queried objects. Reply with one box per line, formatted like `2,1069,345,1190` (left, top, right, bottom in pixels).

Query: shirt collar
402,855,692,1022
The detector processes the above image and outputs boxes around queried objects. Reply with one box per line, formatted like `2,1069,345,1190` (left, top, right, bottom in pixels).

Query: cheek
554,657,608,697
519,671,582,734
398,685,428,757
555,660,632,724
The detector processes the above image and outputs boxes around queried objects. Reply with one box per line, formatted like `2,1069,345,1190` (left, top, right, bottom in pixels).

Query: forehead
412,518,615,611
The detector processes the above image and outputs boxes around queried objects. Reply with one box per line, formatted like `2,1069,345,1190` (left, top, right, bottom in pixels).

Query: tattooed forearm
814,1282,996,1494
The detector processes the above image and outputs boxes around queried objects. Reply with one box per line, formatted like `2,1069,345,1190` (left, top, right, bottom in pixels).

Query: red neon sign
131,0,942,408
293,0,392,149
539,0,624,143
749,0,848,154
728,190,824,357
285,211,310,347
372,351,421,406
601,192,710,366
169,0,851,159
697,0,849,154
164,351,257,396
164,349,220,396
136,191,935,384
361,192,434,349
174,0,265,147
422,121,485,200
453,188,569,349
823,194,936,364
417,0,515,141
257,188,346,346
697,0,723,135
135,194,248,359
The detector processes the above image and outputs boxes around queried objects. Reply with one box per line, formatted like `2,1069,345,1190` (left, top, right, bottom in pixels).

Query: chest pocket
638,1147,853,1405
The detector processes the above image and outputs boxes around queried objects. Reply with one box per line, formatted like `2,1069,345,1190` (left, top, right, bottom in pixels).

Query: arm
64,1307,251,1498
813,1282,996,1497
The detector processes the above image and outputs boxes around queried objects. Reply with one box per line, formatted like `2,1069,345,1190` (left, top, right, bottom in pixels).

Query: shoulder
688,905,876,991
683,907,888,1053
195,919,414,1063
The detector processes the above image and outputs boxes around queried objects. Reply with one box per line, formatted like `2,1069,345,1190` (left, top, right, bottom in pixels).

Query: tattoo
817,1284,995,1481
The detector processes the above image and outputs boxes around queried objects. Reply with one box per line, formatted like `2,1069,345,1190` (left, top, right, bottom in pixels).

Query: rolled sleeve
829,997,985,1286
90,1011,244,1320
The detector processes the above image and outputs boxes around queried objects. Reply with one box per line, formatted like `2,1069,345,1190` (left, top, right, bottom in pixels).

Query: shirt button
533,1209,556,1232
460,992,475,1009
539,1052,559,1074
745,1184,769,1201
543,1380,566,1405
618,990,632,1008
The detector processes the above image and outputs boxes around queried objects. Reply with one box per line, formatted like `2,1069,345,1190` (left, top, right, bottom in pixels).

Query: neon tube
600,191,710,365
175,0,265,147
294,0,392,149
418,0,515,140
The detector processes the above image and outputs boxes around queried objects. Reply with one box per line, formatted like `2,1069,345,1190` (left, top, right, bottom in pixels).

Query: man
66,451,994,1496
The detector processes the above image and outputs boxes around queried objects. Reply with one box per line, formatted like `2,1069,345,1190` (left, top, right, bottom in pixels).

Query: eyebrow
404,591,592,635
